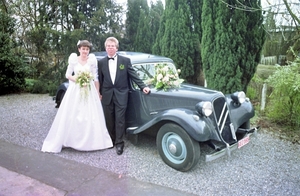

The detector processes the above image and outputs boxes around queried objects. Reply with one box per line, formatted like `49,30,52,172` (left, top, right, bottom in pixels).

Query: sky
116,0,164,6
115,0,298,26
115,0,287,9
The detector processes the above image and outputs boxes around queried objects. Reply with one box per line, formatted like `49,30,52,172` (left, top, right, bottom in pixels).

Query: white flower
157,73,163,81
162,66,169,72
162,76,169,82
76,70,94,101
150,63,184,91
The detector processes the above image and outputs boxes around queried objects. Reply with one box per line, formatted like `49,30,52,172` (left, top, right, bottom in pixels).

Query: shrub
0,12,27,95
265,54,300,129
246,86,257,101
25,79,36,92
47,82,58,96
24,78,59,96
30,80,48,94
247,73,264,102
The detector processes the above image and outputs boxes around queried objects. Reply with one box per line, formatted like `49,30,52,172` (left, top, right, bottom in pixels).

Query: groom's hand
143,87,150,94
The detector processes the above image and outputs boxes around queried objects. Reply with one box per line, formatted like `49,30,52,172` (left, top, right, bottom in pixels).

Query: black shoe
116,145,124,155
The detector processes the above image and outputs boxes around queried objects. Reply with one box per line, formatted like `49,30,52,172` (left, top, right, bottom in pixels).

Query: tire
240,120,250,129
156,123,200,172
236,120,250,139
56,91,65,108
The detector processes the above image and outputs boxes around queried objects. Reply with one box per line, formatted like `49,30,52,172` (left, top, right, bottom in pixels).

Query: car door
126,63,155,127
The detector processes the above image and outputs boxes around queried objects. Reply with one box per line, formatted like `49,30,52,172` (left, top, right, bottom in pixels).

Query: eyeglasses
106,44,116,48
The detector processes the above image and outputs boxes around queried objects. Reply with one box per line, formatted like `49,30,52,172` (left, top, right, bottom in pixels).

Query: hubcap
162,132,187,164
169,143,177,154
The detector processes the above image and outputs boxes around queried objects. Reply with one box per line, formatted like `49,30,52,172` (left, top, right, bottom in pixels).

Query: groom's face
105,41,118,57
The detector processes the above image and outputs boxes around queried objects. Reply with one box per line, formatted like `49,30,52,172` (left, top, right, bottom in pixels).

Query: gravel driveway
0,93,299,196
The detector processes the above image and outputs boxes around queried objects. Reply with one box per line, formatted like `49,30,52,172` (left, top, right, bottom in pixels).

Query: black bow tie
108,57,114,60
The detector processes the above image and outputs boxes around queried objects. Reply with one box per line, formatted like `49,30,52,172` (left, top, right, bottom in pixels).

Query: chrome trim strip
127,127,138,131
230,123,237,141
217,103,227,126
219,110,228,133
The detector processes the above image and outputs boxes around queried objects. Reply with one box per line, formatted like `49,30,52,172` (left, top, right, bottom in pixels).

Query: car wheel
236,120,251,139
240,120,250,129
56,90,65,108
156,123,200,172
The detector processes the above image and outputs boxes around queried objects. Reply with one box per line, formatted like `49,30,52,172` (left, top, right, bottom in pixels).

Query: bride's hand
67,75,77,83
72,75,77,82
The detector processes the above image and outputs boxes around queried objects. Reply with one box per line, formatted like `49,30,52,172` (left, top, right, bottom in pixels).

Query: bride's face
78,46,90,57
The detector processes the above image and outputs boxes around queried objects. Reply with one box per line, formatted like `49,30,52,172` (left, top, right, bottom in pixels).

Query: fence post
261,83,267,111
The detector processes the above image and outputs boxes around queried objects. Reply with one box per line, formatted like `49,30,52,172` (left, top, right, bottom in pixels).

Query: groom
98,37,150,155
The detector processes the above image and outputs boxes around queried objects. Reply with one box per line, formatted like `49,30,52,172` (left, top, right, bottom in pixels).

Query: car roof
92,51,174,64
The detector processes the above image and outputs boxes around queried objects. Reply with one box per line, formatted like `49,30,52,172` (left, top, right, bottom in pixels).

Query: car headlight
231,91,246,105
195,101,213,117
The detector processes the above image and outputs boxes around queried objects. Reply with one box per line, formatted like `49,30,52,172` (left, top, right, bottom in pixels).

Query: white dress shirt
108,56,117,84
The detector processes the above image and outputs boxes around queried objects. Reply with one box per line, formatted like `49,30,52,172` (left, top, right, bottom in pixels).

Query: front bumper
205,126,259,162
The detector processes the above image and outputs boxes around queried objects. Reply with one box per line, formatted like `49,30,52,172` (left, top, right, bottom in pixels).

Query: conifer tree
125,0,149,51
131,0,164,53
201,0,216,87
201,0,265,93
134,10,152,53
240,0,265,92
152,9,166,55
189,0,204,85
153,0,197,83
212,0,243,93
149,0,164,49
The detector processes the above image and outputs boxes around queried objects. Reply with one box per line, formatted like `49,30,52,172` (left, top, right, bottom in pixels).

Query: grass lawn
256,64,277,79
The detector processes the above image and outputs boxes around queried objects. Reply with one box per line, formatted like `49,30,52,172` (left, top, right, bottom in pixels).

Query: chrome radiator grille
211,97,235,144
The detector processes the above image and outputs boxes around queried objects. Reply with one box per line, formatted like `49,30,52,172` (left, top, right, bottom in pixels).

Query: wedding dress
41,53,113,153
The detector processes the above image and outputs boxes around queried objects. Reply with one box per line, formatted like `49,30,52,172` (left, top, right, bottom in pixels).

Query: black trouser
102,95,126,147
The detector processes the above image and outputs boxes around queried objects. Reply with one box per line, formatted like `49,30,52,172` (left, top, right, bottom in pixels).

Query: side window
132,63,155,89
131,62,178,89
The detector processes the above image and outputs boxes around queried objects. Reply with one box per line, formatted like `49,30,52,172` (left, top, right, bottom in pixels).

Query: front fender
226,97,255,129
58,82,68,91
127,108,215,142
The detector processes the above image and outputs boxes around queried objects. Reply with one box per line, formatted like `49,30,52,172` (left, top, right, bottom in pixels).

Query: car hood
150,83,224,101
145,83,224,112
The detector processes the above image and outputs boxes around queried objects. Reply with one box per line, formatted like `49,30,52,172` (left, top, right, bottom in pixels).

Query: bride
42,40,113,153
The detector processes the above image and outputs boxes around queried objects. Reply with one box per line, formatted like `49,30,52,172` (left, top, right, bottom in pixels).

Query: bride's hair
77,40,93,49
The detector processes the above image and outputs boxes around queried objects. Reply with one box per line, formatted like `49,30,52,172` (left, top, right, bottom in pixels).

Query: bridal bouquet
76,70,94,100
149,63,184,91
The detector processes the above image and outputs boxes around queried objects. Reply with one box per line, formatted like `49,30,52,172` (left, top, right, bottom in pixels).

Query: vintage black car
55,51,259,172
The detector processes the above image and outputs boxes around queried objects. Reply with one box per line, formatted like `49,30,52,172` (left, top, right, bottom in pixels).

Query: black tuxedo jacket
98,55,146,106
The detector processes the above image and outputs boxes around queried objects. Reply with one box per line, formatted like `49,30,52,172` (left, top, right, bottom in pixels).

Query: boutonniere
119,64,125,70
